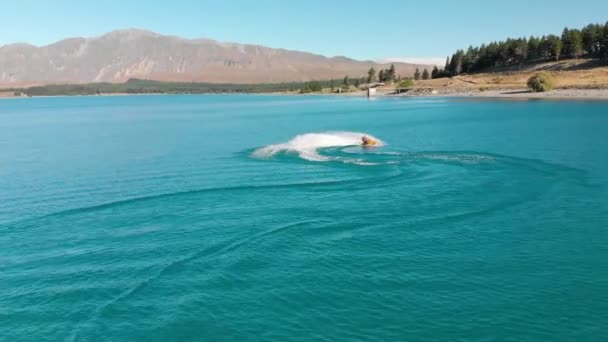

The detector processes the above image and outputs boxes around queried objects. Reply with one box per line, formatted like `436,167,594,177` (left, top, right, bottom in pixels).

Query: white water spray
253,132,384,162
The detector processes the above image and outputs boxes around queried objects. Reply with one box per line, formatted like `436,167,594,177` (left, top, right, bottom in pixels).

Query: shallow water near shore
1,95,607,341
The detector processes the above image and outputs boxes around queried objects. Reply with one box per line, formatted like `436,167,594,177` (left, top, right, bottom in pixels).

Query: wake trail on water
252,131,384,164
251,131,496,167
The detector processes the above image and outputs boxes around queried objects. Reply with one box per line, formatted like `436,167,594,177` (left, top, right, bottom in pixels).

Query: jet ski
361,136,377,146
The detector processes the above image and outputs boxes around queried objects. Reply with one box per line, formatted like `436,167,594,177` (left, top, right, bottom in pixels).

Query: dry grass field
410,59,608,92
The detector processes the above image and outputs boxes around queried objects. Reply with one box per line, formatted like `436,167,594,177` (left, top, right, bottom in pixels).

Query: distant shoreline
298,87,608,100
3,88,608,101
3,60,608,101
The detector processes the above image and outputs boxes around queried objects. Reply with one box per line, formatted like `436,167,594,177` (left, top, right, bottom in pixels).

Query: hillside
416,59,608,92
0,29,430,86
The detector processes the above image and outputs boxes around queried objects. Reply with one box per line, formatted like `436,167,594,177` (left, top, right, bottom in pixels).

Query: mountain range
0,29,430,86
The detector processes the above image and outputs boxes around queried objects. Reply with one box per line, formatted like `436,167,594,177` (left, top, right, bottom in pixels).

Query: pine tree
413,68,421,80
538,36,551,59
330,79,334,91
513,38,528,64
343,75,349,87
601,22,608,63
582,24,601,57
443,20,608,72
388,64,396,82
378,69,385,82
546,35,562,61
421,68,430,80
367,67,376,83
462,47,475,73
354,79,360,88
527,36,541,60
474,44,488,70
449,50,464,75
571,29,583,58
498,40,511,65
562,28,583,58
560,27,570,55
431,66,439,78
486,42,500,67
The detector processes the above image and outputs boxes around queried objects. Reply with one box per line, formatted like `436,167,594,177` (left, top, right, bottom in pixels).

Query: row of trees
366,65,398,83
302,74,369,93
413,68,430,80
438,21,608,77
366,65,434,83
299,81,324,93
19,78,364,96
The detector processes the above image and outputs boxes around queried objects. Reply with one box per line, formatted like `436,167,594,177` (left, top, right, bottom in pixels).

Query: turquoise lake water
1,95,607,341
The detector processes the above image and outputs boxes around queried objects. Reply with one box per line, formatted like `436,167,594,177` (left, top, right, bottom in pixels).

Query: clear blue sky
2,0,607,61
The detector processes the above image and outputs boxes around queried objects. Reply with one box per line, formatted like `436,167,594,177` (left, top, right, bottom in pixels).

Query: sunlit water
1,95,607,341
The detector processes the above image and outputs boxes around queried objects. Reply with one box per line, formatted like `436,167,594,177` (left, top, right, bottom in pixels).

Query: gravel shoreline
392,88,608,100
335,88,608,100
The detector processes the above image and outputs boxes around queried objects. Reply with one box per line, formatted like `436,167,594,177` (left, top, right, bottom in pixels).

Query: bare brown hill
0,29,430,86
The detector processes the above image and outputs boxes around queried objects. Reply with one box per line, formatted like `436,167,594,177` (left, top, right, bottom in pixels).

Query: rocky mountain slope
0,29,430,85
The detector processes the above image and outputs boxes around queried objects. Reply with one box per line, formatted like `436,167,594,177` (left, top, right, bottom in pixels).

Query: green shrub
527,73,555,92
398,79,414,88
